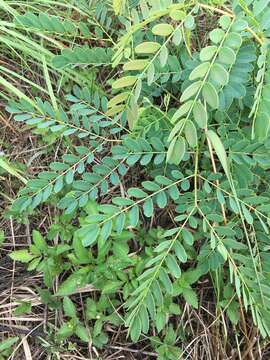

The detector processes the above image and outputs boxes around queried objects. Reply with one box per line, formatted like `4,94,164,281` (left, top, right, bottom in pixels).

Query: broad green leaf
112,76,137,89
169,9,186,21
200,46,217,61
210,64,229,86
130,317,142,342
241,204,253,224
189,62,210,81
55,276,78,296
219,15,231,29
232,19,248,31
166,254,181,278
206,130,230,178
224,32,242,48
139,305,149,333
9,250,35,263
202,82,219,109
171,100,193,123
183,288,198,308
63,297,77,318
184,15,195,29
123,59,148,71
174,241,187,263
102,280,122,294
156,191,167,209
255,112,270,141
0,337,19,352
217,243,228,260
75,324,90,342
209,28,225,44
166,136,186,165
77,224,100,247
168,118,185,142
182,229,194,245
57,322,74,339
128,187,147,198
32,230,47,252
184,120,197,148
13,302,32,316
129,205,139,227
159,46,168,67
143,198,154,217
107,92,129,108
152,23,174,36
218,47,236,65
180,81,202,102
100,220,113,242
193,101,207,128
172,28,182,45
135,42,161,54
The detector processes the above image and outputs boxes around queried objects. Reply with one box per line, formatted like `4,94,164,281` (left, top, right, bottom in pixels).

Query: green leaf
102,280,122,294
156,191,167,209
135,42,161,54
152,23,174,36
189,62,210,81
200,46,217,61
129,205,139,227
63,297,77,318
130,317,141,342
123,59,148,71
77,224,100,247
128,187,147,198
219,15,231,29
210,64,229,86
13,302,32,316
100,220,113,242
209,28,225,44
184,15,195,29
57,322,74,339
9,250,35,263
143,198,154,217
174,241,187,263
171,100,193,123
184,120,197,148
32,230,47,252
180,81,202,102
0,337,19,352
182,229,194,246
112,76,137,89
193,101,207,128
224,32,242,48
166,254,181,278
183,288,198,308
75,324,90,342
108,92,129,108
159,46,168,67
56,276,78,296
206,130,230,178
218,46,236,65
202,82,219,109
170,9,186,21
166,136,186,165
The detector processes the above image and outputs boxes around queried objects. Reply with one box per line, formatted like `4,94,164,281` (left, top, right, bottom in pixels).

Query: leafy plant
4,0,270,357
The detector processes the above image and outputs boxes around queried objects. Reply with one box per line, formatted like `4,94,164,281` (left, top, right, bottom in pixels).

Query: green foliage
5,0,270,356
0,337,19,360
